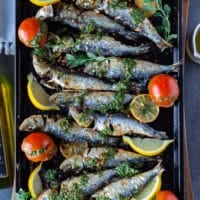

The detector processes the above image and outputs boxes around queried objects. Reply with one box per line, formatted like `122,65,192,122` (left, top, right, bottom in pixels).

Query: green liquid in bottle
0,76,14,188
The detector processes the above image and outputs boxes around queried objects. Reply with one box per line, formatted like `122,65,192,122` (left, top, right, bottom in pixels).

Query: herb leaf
153,0,177,42
15,188,33,200
66,53,106,68
116,162,139,178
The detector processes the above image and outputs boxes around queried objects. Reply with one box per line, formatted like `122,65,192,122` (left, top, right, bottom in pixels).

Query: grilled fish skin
33,54,119,91
73,0,172,50
60,147,153,173
19,115,121,145
36,3,141,42
93,113,167,139
91,162,164,199
68,107,167,139
84,57,180,80
47,32,152,56
49,91,134,111
61,169,118,196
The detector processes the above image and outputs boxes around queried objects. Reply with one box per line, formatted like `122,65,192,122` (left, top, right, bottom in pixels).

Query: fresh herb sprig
152,0,177,42
16,188,34,200
116,162,140,178
66,53,106,68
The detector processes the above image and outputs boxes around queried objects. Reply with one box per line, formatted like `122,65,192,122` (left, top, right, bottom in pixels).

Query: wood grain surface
183,0,194,199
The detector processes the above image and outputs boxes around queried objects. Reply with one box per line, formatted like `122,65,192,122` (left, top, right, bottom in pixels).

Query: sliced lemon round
29,0,61,7
123,136,174,156
28,162,43,199
133,173,162,200
27,73,60,111
130,94,159,123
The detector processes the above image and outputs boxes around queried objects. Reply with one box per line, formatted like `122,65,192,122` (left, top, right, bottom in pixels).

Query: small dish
186,23,200,64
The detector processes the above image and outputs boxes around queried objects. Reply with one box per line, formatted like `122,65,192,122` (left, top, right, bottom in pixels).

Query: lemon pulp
27,73,60,111
29,0,61,7
28,162,43,198
123,136,174,156
130,94,159,123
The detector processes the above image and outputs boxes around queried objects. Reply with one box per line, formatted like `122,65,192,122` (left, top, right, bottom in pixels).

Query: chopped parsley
130,8,145,25
116,162,139,178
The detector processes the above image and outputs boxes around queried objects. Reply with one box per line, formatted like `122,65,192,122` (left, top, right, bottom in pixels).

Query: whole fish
60,147,153,173
49,91,134,111
33,54,118,91
93,113,167,139
19,115,121,145
84,57,180,80
61,169,118,197
36,3,142,42
48,33,152,56
91,162,164,199
73,0,172,50
68,107,167,138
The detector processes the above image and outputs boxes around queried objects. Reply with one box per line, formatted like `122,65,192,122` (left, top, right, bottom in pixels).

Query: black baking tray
15,0,184,199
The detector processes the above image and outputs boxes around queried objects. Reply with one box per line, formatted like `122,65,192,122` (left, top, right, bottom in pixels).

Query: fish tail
157,131,168,139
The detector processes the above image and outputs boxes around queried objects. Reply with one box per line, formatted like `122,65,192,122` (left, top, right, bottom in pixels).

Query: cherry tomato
21,132,57,162
156,190,178,200
148,74,179,108
18,17,48,47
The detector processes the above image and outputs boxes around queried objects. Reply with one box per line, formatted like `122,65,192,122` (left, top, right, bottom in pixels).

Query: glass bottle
0,76,14,188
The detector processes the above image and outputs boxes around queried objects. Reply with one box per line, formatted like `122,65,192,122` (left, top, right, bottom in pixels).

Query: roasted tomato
156,190,178,200
18,17,48,47
21,132,57,162
148,74,179,108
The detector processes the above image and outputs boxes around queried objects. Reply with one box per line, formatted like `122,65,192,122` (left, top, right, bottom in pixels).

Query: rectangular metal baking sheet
15,0,184,198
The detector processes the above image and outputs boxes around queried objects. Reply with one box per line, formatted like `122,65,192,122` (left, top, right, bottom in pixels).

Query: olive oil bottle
0,76,14,188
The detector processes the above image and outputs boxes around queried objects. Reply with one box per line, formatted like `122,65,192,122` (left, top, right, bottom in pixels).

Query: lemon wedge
130,94,159,123
29,0,61,7
123,136,174,156
28,162,43,199
27,73,60,111
133,173,162,200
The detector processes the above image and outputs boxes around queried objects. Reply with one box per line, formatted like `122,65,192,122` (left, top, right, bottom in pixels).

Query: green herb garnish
81,19,96,34
15,188,34,200
99,127,113,138
130,8,145,25
116,162,139,178
110,0,127,9
153,0,177,42
66,53,106,68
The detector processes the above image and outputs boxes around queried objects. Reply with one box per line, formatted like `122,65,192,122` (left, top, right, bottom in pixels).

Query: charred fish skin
60,147,154,173
91,162,164,199
19,115,121,145
61,169,118,196
49,91,134,111
33,55,119,91
93,113,167,139
84,57,179,80
36,3,141,42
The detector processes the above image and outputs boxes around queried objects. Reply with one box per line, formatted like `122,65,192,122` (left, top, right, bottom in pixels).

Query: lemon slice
133,173,162,200
29,0,61,7
69,107,94,128
27,73,60,111
28,162,43,198
123,136,174,156
130,94,159,123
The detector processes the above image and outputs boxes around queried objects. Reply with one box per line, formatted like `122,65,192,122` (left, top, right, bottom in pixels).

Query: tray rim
14,0,185,198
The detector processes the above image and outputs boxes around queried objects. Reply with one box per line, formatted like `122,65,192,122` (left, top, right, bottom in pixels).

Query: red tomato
18,17,48,47
148,74,179,108
156,190,178,200
21,132,57,162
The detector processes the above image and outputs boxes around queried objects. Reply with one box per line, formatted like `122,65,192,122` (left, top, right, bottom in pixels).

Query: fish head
32,54,52,78
35,5,54,20
19,115,45,132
